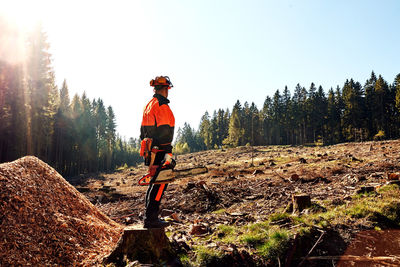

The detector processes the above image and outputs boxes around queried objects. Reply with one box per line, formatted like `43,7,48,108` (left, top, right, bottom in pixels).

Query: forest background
1,20,400,177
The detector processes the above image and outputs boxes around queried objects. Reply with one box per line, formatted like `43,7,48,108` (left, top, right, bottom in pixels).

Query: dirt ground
71,139,400,265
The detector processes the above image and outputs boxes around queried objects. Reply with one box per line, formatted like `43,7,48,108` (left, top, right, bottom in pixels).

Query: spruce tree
199,111,212,150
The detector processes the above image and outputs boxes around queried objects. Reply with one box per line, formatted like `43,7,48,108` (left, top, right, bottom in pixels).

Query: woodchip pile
0,156,123,266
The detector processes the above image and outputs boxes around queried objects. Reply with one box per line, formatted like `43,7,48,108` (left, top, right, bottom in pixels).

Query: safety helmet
150,76,173,89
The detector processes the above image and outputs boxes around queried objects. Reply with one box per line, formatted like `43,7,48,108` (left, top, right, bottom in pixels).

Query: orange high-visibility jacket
140,94,175,153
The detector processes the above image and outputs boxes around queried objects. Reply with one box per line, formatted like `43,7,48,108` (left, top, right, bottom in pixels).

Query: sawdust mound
0,156,123,266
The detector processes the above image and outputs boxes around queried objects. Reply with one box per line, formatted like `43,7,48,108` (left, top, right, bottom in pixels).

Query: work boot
143,218,170,228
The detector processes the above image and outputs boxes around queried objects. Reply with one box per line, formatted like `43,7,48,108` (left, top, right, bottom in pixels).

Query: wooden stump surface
103,225,176,266
292,194,311,213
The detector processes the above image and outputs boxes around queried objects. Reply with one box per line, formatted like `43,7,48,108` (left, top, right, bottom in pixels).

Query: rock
104,226,177,266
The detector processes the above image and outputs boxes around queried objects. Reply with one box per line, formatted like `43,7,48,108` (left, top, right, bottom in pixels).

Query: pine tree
242,102,252,145
261,96,273,144
314,86,328,143
393,74,400,137
272,90,283,144
282,86,291,144
306,83,318,142
106,106,117,170
326,88,341,144
199,111,212,150
342,79,364,141
0,63,28,162
373,75,390,137
95,98,108,171
210,111,218,148
26,24,57,159
364,71,377,138
52,80,72,174
224,101,243,147
292,84,307,144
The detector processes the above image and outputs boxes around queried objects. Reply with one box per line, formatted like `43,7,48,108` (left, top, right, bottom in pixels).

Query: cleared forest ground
72,139,400,266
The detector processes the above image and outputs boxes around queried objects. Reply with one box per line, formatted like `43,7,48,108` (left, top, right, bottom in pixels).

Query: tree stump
103,225,177,266
292,194,311,214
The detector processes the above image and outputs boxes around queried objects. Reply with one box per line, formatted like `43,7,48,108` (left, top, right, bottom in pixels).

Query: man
140,76,175,228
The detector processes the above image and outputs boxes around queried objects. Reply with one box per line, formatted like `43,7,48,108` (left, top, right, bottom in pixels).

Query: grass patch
269,212,289,222
194,245,223,266
258,230,290,258
179,253,191,267
378,184,400,193
217,224,235,235
212,208,226,215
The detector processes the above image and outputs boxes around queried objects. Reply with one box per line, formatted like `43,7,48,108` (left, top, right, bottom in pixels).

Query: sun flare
0,0,50,31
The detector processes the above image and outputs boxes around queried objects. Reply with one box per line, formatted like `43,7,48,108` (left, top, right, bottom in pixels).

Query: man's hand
161,153,176,169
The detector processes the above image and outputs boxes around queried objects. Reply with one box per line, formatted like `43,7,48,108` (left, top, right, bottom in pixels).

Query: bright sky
1,0,400,140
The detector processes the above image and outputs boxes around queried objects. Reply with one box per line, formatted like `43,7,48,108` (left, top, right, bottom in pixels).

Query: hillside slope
74,140,400,266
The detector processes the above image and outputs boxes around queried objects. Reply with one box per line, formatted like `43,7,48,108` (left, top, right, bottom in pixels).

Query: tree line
174,71,400,153
0,24,140,176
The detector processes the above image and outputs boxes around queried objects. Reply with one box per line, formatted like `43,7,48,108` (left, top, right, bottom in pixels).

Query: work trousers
145,152,168,221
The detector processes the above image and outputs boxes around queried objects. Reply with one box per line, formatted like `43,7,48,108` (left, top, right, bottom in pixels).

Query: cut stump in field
103,225,178,266
292,194,311,214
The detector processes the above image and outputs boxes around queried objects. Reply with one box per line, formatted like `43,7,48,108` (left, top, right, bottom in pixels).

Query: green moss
241,233,267,247
381,201,400,224
194,246,223,266
212,208,226,215
240,221,269,247
346,202,371,218
178,253,191,266
298,226,311,236
258,230,290,258
247,221,269,232
217,224,235,235
378,184,400,193
269,213,289,222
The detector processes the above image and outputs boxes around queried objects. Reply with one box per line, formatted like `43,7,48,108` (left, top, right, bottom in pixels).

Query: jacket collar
154,94,170,105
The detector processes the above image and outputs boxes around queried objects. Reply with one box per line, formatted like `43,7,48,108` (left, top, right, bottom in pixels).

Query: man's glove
161,153,176,169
